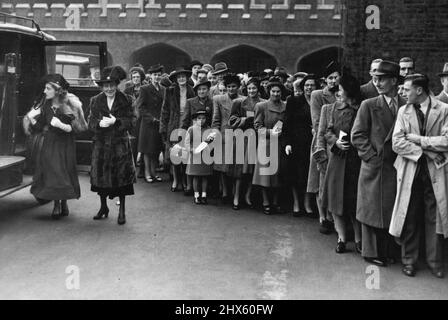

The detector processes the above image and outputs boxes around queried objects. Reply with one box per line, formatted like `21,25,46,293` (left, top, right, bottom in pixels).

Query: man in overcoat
390,74,448,278
351,61,406,266
360,59,382,100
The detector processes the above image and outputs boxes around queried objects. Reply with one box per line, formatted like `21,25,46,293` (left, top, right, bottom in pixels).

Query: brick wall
343,0,448,93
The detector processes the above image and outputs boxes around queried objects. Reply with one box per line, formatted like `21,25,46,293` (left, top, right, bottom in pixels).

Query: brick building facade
343,0,448,93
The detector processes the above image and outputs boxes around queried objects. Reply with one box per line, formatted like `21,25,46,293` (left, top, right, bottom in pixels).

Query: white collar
383,94,398,106
420,96,430,109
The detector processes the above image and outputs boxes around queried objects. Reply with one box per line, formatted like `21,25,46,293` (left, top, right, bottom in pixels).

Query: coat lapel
425,97,441,134
403,104,420,134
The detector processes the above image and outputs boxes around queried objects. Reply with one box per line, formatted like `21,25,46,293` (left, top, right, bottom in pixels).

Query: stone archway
210,44,278,74
130,43,192,73
296,46,344,76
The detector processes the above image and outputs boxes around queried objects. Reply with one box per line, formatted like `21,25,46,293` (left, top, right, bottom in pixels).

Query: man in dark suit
436,63,448,104
135,64,165,182
360,58,382,100
351,61,406,267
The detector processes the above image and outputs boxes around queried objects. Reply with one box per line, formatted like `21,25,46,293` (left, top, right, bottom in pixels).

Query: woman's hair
246,78,261,92
339,73,362,105
46,81,68,105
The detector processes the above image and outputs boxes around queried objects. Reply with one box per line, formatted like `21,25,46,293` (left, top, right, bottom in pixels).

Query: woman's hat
169,66,192,82
266,76,285,92
212,62,229,75
223,73,241,87
129,66,145,80
192,110,207,119
193,79,212,91
43,73,70,90
147,64,164,74
190,60,203,69
95,66,127,85
323,60,342,78
299,73,318,91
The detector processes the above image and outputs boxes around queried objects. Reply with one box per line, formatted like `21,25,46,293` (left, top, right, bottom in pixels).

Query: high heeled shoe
60,201,69,216
117,214,126,225
93,207,109,220
51,201,61,220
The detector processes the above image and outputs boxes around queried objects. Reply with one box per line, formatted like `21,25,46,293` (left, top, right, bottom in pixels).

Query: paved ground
0,172,447,300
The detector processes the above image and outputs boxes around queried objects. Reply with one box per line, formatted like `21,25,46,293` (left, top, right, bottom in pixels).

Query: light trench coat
390,97,448,238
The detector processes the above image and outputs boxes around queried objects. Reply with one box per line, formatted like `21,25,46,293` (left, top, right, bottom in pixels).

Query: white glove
27,107,41,120
285,145,292,155
108,114,116,125
50,117,63,128
99,118,109,128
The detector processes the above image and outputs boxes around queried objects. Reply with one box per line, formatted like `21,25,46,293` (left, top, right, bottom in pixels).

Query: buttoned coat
307,86,336,193
252,99,286,188
351,94,406,228
436,91,448,104
360,80,379,100
159,84,195,144
212,93,244,172
390,97,448,238
135,82,165,155
181,96,213,130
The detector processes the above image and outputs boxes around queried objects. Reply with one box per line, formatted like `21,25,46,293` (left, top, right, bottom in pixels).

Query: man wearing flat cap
308,60,341,235
436,63,448,104
351,60,406,267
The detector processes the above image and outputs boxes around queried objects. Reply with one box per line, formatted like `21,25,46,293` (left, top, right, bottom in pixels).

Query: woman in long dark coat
282,74,317,216
88,66,136,225
320,73,362,254
228,77,265,210
252,77,286,215
159,67,195,193
27,74,87,218
135,64,165,183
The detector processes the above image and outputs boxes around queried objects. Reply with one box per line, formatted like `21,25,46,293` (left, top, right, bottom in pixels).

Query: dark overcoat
282,94,313,190
181,96,213,130
351,95,406,228
360,80,379,100
88,91,136,190
159,84,195,144
135,83,165,155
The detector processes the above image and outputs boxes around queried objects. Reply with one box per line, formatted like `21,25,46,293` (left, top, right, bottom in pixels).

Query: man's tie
389,98,397,118
415,104,425,134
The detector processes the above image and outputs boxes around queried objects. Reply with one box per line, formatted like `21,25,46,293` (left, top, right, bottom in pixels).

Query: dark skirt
91,184,134,199
138,120,163,156
30,129,80,200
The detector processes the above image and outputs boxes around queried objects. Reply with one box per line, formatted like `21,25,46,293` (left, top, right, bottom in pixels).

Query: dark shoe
200,197,208,205
292,210,306,217
221,195,231,204
60,201,69,216
355,241,362,254
244,200,254,209
430,268,444,279
319,220,332,235
93,207,109,220
145,176,154,183
117,215,126,225
335,240,346,254
273,205,284,214
171,187,177,192
232,203,240,211
194,197,201,205
306,210,319,219
263,205,271,215
154,176,163,182
402,264,416,277
364,257,387,267
51,202,61,220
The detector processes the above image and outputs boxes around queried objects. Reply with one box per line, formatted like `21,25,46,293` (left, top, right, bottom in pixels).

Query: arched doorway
210,45,278,74
130,43,191,73
296,46,343,76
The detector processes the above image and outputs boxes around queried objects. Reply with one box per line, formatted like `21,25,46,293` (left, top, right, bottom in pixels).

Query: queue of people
24,56,448,279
